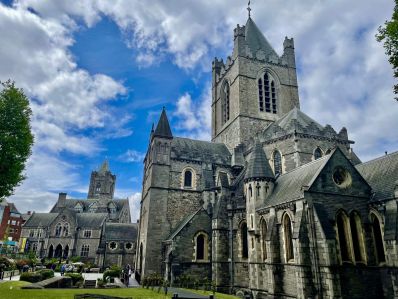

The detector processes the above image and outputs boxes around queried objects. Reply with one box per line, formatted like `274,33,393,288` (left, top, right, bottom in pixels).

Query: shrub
65,273,83,286
0,256,16,270
20,272,42,283
103,268,121,282
97,278,105,288
70,256,81,263
38,269,54,280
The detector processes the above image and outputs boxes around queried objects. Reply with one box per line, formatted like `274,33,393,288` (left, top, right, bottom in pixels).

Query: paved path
168,288,209,299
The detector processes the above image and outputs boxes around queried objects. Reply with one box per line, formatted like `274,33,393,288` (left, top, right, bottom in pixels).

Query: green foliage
376,0,398,101
70,256,81,263
20,269,54,282
38,269,54,280
0,80,34,199
97,278,105,288
20,272,42,283
65,273,83,286
103,267,121,282
0,256,16,270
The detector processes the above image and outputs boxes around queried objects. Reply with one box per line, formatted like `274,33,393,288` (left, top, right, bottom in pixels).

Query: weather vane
247,0,251,18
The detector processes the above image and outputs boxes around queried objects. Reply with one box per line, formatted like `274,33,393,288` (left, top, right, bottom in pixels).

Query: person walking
60,264,65,276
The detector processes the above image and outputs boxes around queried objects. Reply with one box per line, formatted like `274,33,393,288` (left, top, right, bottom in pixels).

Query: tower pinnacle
247,0,251,18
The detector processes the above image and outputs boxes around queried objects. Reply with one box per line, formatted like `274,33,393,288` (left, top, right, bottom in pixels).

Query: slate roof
104,223,138,241
244,142,274,181
154,108,173,138
171,137,231,165
166,208,203,241
259,154,331,209
356,151,398,202
23,213,59,227
51,198,128,214
262,107,348,142
76,213,108,228
245,17,278,58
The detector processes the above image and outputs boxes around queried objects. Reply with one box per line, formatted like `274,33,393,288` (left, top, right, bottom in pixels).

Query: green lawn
0,281,171,299
181,288,239,299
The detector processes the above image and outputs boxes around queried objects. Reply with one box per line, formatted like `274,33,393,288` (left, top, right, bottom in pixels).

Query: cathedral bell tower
212,16,300,150
87,160,116,200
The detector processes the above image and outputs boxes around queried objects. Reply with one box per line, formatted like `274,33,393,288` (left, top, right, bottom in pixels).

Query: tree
376,0,398,101
0,80,34,200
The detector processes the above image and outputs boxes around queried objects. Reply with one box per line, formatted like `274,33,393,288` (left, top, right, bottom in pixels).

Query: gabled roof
23,213,59,227
244,142,274,181
166,208,203,241
153,108,173,138
171,137,231,165
245,17,278,58
356,151,398,201
259,154,331,209
7,202,21,215
76,213,108,228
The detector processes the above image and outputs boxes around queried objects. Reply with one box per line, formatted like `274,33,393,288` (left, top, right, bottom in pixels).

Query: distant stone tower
212,17,300,150
87,160,116,200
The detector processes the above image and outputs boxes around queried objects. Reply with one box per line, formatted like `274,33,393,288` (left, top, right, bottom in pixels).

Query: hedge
20,269,54,283
65,273,83,286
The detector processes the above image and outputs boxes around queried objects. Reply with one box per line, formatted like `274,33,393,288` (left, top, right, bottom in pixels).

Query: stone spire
153,107,173,139
245,141,275,182
244,17,278,58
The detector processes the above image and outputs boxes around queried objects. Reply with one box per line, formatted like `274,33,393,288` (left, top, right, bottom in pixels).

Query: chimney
58,192,67,208
27,211,31,215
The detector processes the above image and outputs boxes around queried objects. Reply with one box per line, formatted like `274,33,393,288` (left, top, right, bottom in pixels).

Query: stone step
84,279,97,288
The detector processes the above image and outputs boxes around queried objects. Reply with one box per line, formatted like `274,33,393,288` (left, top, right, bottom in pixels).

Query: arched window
55,223,62,237
32,242,38,254
273,151,282,176
184,170,192,188
63,223,69,237
195,233,208,260
350,212,366,263
95,183,101,192
314,147,323,160
336,211,351,262
222,81,230,124
283,214,294,261
248,184,253,198
258,73,277,114
241,222,248,259
370,213,386,264
260,218,267,261
81,244,90,257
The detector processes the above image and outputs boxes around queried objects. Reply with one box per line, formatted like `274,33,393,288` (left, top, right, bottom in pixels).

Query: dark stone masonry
136,14,398,299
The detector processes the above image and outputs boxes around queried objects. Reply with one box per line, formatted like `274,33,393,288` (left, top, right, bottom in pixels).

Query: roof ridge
278,153,330,177
356,150,398,167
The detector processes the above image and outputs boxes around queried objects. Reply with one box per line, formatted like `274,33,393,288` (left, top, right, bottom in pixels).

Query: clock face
332,166,352,188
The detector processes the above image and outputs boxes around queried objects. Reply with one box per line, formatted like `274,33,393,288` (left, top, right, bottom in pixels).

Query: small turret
282,37,296,68
153,107,173,139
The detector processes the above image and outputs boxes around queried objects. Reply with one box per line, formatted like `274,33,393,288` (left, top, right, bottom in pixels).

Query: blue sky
1,0,397,221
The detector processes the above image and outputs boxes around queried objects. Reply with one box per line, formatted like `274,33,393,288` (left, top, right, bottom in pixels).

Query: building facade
21,161,138,268
0,200,23,250
136,14,398,299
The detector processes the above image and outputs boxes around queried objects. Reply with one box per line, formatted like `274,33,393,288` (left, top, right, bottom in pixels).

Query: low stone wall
22,276,72,289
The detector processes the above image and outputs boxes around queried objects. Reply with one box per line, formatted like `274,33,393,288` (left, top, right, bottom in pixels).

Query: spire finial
247,0,251,18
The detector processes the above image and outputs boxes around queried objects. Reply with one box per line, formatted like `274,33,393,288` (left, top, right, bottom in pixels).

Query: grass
0,281,171,299
181,288,239,299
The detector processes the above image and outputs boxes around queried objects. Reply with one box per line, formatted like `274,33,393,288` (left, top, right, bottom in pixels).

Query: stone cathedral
136,13,398,299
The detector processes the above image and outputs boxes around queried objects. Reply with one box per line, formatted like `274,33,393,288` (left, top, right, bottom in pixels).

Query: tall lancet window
222,81,230,124
258,73,277,114
273,150,282,176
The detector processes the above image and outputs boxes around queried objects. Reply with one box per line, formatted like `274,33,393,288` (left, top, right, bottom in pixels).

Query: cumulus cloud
173,86,212,141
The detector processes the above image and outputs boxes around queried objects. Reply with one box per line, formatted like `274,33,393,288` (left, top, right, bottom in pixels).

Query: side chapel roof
244,141,274,181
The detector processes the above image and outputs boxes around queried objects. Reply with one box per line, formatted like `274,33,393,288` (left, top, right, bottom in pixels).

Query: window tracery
258,72,277,113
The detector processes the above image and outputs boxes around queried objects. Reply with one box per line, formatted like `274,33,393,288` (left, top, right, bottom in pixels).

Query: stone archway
63,245,69,259
54,244,63,258
48,245,54,258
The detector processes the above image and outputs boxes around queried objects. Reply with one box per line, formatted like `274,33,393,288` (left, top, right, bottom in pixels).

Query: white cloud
119,149,146,163
173,86,212,141
128,192,141,223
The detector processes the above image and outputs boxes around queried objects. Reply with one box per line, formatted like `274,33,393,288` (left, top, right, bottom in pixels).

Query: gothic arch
257,68,280,114
336,210,353,263
313,147,323,160
194,231,209,261
272,150,283,176
181,166,196,189
260,217,268,261
48,244,54,258
54,244,63,258
369,211,386,264
349,211,366,263
282,213,294,262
